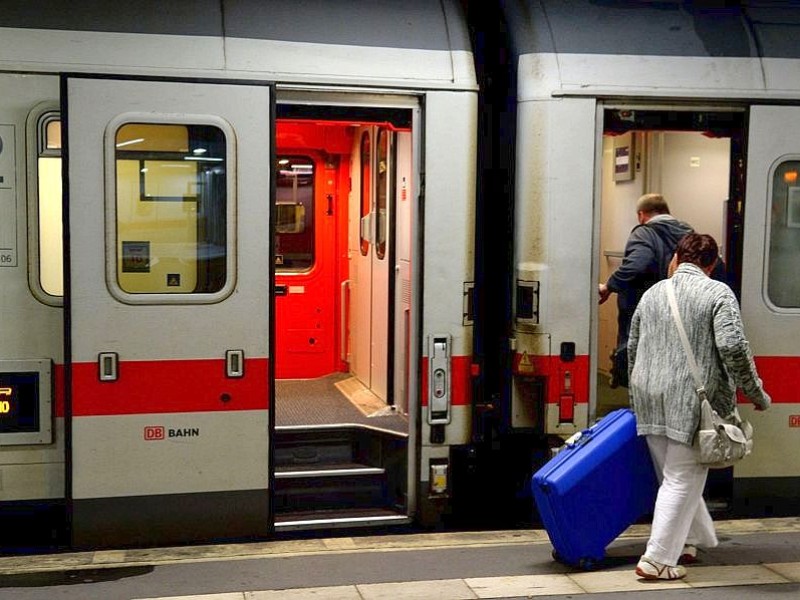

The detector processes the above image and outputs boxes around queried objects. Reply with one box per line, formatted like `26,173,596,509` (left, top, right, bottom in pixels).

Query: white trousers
645,435,719,566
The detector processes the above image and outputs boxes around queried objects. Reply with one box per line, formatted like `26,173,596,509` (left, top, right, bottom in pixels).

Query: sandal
635,556,687,580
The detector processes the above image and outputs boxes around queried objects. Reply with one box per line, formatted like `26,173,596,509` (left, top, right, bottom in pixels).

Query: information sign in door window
122,241,151,273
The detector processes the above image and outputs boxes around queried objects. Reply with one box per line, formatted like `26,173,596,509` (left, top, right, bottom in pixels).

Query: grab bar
340,279,350,362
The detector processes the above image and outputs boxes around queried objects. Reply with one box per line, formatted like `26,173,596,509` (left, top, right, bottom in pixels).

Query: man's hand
598,283,611,305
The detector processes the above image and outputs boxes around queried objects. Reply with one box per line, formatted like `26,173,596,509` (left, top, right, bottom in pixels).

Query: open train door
349,127,393,402
737,105,800,513
63,76,273,548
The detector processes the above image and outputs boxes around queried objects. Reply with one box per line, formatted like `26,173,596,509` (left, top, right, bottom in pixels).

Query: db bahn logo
144,426,200,440
144,426,165,441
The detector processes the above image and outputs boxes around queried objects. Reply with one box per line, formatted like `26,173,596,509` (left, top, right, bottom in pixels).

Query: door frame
591,102,747,421
274,89,423,517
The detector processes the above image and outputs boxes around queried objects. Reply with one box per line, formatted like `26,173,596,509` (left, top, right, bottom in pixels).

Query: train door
64,76,272,548
350,127,392,402
273,148,339,380
736,106,800,514
596,108,745,419
271,103,413,530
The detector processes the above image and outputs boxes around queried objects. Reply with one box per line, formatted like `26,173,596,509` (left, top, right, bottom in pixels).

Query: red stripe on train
751,357,800,404
70,358,270,416
512,353,590,405
510,353,798,405
420,356,472,407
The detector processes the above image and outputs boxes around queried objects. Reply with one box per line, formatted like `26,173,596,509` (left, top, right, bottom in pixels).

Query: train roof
504,0,800,101
0,0,476,91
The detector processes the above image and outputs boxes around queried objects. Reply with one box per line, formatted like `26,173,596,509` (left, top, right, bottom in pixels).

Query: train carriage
3,0,800,553
501,0,800,518
0,0,477,548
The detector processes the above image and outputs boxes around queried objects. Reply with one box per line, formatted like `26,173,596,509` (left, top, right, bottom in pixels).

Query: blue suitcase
531,408,658,569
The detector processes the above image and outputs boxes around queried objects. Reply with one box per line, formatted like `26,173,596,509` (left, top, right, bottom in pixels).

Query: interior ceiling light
115,137,144,148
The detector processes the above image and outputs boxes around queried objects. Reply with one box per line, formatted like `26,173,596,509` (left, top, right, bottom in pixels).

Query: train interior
597,108,745,416
596,108,746,510
272,108,413,529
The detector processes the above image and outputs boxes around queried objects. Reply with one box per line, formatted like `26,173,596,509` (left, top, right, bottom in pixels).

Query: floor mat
334,377,388,417
275,373,407,433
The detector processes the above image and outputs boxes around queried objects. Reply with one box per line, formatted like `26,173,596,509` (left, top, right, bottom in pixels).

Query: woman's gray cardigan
627,263,771,444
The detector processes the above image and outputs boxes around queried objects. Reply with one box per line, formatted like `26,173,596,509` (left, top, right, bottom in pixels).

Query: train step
274,507,411,531
276,463,386,478
273,425,408,527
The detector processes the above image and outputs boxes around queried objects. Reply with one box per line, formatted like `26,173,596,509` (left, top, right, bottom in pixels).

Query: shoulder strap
665,279,707,400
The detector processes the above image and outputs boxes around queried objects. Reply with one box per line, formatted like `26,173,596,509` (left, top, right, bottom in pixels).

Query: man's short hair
636,193,670,215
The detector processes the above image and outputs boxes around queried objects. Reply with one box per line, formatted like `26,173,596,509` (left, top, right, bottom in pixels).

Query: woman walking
628,233,770,580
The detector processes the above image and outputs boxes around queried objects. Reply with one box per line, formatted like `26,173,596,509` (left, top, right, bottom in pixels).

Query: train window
376,130,389,261
36,113,63,298
114,123,228,295
275,156,314,271
360,131,371,256
767,160,800,308
44,119,61,150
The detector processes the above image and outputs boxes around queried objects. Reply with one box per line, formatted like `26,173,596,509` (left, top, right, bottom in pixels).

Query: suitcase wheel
551,550,600,571
578,557,598,571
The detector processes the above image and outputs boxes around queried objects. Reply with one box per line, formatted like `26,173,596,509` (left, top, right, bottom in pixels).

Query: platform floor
1,518,800,599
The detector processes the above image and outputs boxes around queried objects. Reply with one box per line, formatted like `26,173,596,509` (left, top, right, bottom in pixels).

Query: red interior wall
274,122,353,379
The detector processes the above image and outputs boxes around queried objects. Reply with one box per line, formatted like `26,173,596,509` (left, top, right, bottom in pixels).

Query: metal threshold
276,465,386,479
275,512,410,531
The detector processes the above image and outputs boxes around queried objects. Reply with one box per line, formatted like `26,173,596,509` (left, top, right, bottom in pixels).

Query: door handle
98,352,118,382
226,350,244,378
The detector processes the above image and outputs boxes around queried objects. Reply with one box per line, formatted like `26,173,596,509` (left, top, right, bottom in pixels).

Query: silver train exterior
2,1,800,551
0,0,476,548
502,0,800,517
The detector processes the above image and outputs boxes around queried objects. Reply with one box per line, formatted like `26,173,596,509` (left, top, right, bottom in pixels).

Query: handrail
340,279,350,362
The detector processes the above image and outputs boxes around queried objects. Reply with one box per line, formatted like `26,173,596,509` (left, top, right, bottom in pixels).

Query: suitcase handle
563,410,628,450
564,429,591,448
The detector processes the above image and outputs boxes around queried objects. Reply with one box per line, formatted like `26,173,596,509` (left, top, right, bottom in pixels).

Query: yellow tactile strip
132,562,800,599
1,517,799,576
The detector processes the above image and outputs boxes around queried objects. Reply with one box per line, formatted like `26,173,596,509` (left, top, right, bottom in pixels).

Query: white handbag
665,279,753,469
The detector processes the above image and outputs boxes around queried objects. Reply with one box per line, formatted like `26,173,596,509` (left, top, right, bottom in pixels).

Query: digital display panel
0,372,40,433
0,359,52,446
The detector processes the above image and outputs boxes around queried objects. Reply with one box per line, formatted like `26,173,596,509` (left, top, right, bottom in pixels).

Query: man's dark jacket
607,217,693,314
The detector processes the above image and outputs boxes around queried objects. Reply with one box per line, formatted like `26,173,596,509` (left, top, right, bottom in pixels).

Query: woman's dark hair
676,233,718,269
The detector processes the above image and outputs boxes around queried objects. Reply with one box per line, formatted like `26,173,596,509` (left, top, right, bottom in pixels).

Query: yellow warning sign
517,351,535,376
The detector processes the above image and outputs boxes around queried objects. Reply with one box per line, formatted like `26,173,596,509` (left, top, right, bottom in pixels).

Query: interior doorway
272,104,414,529
596,108,746,418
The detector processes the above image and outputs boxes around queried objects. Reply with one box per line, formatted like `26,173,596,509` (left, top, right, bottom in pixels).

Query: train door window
111,121,231,300
376,129,390,261
36,113,63,299
766,159,800,308
360,131,371,256
275,156,314,271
